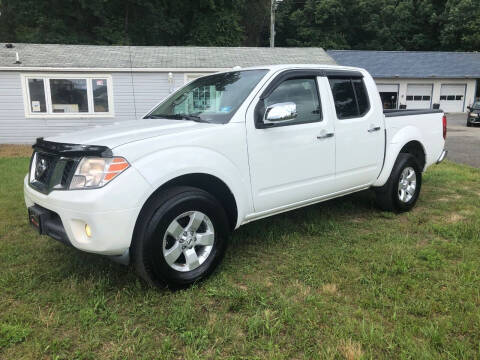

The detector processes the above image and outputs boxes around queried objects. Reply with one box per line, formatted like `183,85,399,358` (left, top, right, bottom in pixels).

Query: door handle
368,126,381,133
317,132,334,139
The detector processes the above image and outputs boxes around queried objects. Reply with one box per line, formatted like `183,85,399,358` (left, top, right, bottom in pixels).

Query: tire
374,153,422,212
467,121,472,127
132,186,229,288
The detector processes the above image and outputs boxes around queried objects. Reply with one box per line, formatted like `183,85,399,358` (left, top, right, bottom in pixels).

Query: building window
22,74,113,117
92,79,109,112
27,79,47,113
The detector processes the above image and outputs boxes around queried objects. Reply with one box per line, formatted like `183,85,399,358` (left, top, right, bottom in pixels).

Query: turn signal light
104,158,130,181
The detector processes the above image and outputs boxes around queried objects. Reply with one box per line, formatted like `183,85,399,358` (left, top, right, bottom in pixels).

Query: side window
328,78,358,118
352,79,370,115
264,78,322,125
329,77,370,119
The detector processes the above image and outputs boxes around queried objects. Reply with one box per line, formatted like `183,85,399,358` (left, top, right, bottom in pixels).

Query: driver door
246,73,336,213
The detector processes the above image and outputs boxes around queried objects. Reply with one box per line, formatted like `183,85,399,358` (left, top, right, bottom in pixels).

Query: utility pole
270,0,275,48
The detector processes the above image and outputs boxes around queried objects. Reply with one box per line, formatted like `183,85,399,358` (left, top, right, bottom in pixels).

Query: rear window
352,79,369,115
329,77,370,119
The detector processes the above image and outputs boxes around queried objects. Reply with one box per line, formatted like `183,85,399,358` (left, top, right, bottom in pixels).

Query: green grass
1,157,480,359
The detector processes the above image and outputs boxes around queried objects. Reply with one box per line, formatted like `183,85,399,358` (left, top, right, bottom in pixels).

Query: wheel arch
135,173,239,233
399,140,426,170
374,129,427,187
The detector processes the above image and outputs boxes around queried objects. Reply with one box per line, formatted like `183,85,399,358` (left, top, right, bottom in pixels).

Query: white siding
130,72,185,117
0,71,193,144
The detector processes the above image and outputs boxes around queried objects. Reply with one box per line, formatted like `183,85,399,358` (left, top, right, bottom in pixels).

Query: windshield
145,69,268,124
473,101,480,110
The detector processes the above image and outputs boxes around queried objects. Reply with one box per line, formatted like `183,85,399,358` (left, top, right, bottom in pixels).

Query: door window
353,79,370,115
264,78,322,125
328,77,370,119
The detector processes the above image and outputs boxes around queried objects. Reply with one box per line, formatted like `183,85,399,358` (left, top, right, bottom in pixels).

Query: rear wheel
132,186,229,288
374,153,422,212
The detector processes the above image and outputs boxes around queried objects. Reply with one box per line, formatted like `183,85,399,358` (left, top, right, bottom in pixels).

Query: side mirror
264,102,297,125
467,106,472,111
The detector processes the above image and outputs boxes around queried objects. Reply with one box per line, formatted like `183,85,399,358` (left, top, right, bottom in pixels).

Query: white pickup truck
24,64,447,287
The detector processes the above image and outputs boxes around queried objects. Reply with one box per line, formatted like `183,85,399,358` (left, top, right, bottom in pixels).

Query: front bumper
436,149,448,164
468,115,480,123
24,166,152,257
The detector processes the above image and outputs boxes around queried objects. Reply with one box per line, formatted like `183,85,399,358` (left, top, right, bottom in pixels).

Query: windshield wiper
144,114,166,119
145,114,210,123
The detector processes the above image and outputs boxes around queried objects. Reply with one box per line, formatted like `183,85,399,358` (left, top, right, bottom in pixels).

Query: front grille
30,152,78,194
61,160,75,187
34,153,57,184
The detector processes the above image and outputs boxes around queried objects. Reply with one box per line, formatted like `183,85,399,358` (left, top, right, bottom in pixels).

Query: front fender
132,146,252,228
374,126,426,187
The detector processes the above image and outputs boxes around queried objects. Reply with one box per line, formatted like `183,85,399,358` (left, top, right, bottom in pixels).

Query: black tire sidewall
134,187,229,288
391,154,422,212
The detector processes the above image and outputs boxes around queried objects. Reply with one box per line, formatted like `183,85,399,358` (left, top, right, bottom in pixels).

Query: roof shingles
0,43,336,69
327,50,480,78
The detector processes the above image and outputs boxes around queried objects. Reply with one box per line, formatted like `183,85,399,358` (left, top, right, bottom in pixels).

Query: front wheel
132,186,229,288
374,153,422,212
467,120,472,127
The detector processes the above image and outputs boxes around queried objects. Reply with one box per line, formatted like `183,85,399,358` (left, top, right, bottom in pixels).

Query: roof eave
0,66,232,72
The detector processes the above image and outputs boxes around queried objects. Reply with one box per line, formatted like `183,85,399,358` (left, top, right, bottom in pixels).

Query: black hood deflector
33,138,113,157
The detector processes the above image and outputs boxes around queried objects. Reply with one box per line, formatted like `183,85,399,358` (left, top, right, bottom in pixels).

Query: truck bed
381,108,445,179
384,109,444,117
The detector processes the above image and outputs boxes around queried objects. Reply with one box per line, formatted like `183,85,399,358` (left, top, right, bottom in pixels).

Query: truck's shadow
45,189,379,291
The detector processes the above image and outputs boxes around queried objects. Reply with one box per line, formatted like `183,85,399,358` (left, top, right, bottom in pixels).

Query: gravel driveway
445,113,480,168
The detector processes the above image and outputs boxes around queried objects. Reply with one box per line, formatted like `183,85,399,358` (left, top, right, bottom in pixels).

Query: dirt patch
416,239,429,248
292,280,311,299
436,194,462,202
446,213,465,223
321,283,338,295
350,216,368,223
0,144,32,158
338,339,363,360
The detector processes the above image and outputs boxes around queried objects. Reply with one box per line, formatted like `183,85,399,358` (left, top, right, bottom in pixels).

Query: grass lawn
1,153,479,359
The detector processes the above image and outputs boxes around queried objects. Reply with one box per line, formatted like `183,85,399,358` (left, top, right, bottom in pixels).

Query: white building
328,50,480,113
0,43,335,144
2,44,478,144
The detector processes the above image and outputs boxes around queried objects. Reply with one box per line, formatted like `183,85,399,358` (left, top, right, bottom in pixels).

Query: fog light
85,224,92,238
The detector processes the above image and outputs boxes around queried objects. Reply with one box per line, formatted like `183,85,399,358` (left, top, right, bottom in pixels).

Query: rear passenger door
328,75,384,190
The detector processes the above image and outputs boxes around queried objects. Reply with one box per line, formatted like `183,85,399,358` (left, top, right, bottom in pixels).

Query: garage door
406,84,433,109
440,84,466,113
377,84,399,93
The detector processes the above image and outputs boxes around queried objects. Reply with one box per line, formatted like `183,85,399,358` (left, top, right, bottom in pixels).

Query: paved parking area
445,114,480,168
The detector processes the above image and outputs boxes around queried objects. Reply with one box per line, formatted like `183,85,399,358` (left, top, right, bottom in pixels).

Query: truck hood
46,119,216,149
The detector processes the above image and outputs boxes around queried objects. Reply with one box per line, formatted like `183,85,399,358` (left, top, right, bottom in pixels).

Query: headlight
70,157,130,189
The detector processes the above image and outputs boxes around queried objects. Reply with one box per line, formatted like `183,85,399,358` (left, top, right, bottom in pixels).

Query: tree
275,0,476,51
440,0,480,51
0,0,479,51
